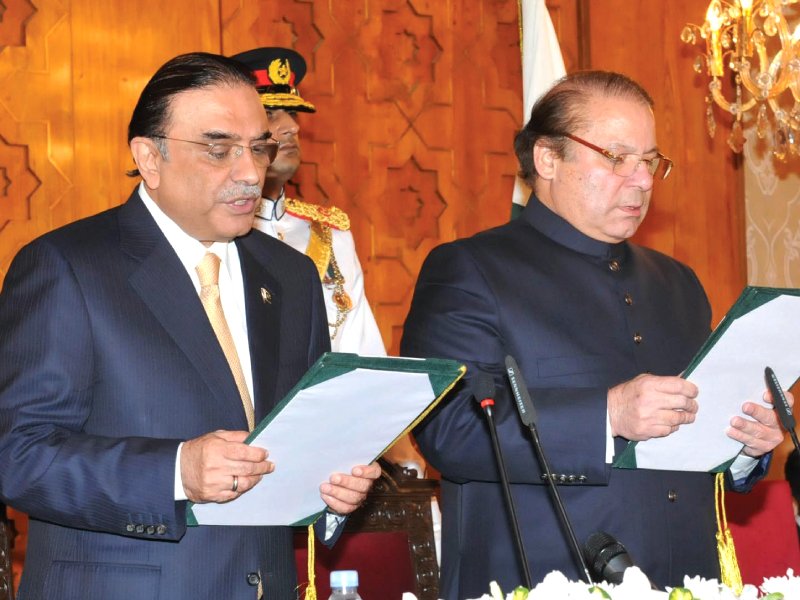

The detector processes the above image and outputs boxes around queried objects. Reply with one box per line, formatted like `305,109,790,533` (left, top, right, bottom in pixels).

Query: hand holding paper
180,429,274,503
608,374,699,440
727,387,792,458
614,287,800,472
320,463,382,515
188,353,464,526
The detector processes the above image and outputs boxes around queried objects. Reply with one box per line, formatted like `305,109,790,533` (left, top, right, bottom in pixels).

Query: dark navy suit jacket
402,196,768,599
0,190,330,599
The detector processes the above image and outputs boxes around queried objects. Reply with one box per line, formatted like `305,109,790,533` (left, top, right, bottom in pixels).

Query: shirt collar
520,193,628,262
138,182,233,276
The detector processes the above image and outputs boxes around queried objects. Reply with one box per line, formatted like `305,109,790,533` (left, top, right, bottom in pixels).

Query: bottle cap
330,570,359,588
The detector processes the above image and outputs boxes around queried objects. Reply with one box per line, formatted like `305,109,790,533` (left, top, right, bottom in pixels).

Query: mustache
220,185,262,201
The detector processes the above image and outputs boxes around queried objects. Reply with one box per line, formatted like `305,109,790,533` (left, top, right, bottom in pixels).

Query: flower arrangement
402,568,800,600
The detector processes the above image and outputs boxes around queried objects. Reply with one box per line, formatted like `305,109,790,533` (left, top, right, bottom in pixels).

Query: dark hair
513,71,655,187
126,52,255,177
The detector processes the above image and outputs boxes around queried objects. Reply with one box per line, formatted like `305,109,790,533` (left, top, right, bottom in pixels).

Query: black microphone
505,354,593,584
584,531,657,589
765,366,800,454
473,372,533,589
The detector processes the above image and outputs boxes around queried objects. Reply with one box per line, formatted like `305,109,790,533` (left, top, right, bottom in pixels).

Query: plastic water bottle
328,570,363,600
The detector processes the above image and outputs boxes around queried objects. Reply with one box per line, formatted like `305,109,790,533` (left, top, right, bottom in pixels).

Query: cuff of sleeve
174,442,188,501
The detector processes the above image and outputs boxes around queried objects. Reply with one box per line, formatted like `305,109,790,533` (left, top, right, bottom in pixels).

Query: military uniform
254,193,384,354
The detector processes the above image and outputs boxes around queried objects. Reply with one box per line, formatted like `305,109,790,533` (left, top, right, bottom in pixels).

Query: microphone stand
505,355,594,584
766,366,800,454
475,379,533,589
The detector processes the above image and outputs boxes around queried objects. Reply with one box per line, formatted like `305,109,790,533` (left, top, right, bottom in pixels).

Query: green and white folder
614,286,800,472
187,352,464,526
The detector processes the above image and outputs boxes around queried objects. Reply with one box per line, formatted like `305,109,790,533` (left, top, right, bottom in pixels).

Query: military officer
231,47,385,356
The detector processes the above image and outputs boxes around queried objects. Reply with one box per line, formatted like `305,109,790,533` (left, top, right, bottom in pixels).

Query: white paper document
190,360,459,526
620,291,800,472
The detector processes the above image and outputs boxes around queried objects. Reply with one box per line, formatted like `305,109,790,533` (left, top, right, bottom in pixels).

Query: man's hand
180,430,274,503
608,374,699,441
320,463,382,515
728,390,794,458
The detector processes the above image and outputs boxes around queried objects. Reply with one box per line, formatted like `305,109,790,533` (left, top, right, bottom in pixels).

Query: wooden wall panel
0,0,222,283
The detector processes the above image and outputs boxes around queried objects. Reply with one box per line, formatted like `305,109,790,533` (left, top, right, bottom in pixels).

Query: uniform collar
521,193,628,262
256,188,287,221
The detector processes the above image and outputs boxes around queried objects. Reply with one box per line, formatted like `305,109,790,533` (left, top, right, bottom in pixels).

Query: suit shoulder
284,198,350,231
28,206,121,252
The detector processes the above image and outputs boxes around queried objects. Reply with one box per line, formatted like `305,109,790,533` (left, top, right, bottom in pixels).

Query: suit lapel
237,237,282,423
119,192,247,427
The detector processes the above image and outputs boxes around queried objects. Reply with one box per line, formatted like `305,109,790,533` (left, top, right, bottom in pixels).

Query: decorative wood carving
0,0,36,49
344,459,439,600
0,135,40,232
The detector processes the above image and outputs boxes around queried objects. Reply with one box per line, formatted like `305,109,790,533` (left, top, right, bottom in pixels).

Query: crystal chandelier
681,0,800,160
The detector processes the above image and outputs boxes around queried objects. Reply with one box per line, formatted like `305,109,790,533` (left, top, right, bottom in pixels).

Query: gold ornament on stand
682,0,800,160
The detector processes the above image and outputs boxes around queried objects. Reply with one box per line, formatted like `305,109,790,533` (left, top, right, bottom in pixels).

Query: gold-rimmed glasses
564,133,673,180
154,136,280,167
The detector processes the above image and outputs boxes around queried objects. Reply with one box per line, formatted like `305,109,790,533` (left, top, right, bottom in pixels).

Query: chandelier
681,0,800,160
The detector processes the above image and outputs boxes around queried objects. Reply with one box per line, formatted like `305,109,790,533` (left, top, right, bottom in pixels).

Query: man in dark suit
401,71,787,599
0,52,379,600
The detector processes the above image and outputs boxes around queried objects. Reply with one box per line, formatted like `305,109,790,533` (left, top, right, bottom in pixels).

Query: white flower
403,568,800,599
761,567,800,597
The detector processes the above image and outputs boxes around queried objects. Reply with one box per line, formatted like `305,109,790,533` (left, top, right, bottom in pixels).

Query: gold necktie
196,252,255,432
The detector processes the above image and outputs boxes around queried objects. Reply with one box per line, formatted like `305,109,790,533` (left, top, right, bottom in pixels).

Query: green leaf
587,585,612,598
761,594,784,599
668,589,694,600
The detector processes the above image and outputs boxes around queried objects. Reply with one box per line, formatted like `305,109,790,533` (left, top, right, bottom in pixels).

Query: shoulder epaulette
284,197,350,231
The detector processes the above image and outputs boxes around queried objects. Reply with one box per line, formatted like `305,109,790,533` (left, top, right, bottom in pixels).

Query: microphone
473,372,533,589
765,366,800,455
584,531,657,589
505,355,593,584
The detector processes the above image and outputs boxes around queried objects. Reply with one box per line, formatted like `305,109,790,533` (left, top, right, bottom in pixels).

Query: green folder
614,286,800,472
187,352,464,526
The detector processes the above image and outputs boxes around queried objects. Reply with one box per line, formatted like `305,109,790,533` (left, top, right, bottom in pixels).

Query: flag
512,0,567,217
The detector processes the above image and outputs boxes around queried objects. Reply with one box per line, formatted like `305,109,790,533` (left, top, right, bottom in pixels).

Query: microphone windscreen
583,531,634,584
472,372,496,403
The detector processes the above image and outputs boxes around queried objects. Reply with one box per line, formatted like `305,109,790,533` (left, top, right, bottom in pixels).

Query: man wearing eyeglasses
402,71,786,599
0,52,379,600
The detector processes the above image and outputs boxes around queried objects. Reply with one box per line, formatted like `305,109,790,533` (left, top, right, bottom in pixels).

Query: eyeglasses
154,136,280,167
563,133,673,180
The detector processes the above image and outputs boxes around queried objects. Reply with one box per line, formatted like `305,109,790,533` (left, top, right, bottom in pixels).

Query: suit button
633,332,642,344
135,524,144,533
578,475,587,483
125,524,135,532
609,260,621,272
567,475,576,483
624,293,633,306
146,525,155,535
668,490,678,502
156,524,167,535
247,572,261,586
